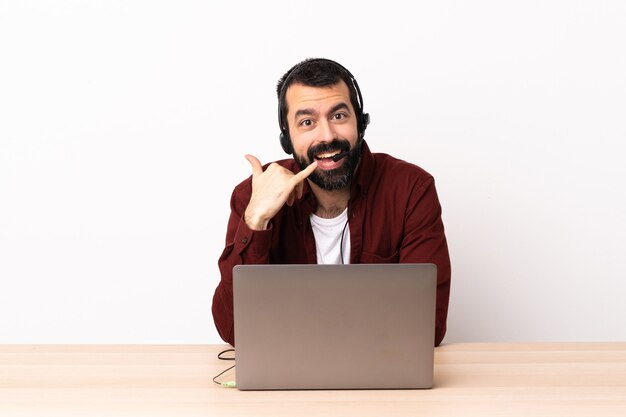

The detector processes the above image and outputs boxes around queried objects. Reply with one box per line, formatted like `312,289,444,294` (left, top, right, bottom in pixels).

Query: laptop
232,263,437,390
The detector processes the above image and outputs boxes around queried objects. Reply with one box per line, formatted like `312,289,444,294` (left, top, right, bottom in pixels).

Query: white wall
1,1,625,343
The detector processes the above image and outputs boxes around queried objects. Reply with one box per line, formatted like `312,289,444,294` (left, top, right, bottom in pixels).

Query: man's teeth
315,150,341,159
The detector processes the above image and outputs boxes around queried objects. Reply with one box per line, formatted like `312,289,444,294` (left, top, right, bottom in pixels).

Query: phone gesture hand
243,154,318,230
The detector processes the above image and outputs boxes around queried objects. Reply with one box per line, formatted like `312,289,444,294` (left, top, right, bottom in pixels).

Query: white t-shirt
310,208,351,265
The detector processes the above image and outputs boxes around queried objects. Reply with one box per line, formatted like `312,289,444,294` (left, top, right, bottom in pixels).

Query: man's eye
333,113,346,120
300,119,313,127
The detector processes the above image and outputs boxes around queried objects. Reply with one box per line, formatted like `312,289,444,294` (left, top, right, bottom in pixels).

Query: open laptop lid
233,264,437,390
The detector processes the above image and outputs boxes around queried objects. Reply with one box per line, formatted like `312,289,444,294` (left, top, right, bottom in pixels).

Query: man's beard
294,139,362,191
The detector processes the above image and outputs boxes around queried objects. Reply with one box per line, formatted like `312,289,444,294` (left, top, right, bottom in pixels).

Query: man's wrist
244,211,269,231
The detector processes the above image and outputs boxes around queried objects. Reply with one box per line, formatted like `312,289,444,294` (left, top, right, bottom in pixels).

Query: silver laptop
233,264,437,390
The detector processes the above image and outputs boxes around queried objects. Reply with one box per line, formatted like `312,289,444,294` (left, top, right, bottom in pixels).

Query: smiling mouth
314,150,342,160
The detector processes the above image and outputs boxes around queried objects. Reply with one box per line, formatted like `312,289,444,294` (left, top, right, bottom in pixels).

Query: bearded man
212,58,451,347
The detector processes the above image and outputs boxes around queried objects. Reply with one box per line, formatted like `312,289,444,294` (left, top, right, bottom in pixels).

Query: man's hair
276,58,361,132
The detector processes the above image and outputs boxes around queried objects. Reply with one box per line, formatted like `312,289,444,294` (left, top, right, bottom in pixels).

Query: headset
277,58,370,155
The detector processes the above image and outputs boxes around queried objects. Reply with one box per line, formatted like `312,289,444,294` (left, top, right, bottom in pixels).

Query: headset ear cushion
279,132,292,154
362,113,370,130
357,113,370,138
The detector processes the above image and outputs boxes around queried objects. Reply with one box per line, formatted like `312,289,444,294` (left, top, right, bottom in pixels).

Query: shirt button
241,237,248,244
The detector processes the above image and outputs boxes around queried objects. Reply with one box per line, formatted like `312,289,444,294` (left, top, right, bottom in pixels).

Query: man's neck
308,181,350,219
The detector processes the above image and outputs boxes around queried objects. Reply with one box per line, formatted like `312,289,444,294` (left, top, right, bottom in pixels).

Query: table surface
1,343,625,417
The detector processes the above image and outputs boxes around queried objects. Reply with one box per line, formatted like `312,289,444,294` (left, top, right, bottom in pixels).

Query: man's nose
318,119,335,143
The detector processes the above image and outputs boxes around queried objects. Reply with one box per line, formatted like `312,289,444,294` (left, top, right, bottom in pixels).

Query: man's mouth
314,150,342,161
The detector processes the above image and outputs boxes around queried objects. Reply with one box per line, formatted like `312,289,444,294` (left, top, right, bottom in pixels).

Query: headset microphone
331,150,350,162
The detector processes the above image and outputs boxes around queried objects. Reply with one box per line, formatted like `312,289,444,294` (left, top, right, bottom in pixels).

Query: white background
1,1,625,343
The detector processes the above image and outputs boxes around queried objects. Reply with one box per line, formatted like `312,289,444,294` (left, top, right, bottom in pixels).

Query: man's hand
243,155,318,231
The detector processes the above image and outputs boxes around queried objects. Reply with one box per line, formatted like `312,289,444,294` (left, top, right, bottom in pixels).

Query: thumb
244,154,263,177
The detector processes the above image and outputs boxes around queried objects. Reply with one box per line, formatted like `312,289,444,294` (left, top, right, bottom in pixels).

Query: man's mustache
306,139,351,162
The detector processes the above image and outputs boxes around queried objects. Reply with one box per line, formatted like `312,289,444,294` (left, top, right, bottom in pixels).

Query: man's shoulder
369,151,434,188
373,151,431,174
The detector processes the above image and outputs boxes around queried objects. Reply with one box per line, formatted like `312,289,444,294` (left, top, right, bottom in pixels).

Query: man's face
285,81,361,191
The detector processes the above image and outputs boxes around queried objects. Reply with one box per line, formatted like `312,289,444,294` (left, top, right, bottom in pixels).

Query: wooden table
1,343,625,416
